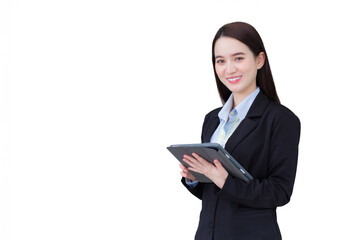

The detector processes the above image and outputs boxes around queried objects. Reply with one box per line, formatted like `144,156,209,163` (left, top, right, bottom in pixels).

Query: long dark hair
212,22,280,104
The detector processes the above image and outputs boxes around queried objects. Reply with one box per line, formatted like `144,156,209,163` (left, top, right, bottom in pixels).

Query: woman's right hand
179,163,197,182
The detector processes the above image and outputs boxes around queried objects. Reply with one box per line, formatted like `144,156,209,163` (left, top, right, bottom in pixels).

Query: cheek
244,60,258,72
238,62,251,72
215,65,223,77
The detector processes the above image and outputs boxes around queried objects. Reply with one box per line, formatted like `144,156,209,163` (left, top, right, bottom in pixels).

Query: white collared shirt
210,87,260,147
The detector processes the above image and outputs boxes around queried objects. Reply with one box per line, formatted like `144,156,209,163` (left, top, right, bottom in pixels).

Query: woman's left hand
183,153,229,189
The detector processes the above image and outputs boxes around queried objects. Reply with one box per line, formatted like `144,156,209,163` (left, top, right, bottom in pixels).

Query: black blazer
182,91,301,240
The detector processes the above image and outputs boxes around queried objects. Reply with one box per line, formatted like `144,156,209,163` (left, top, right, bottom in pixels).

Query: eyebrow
215,52,245,59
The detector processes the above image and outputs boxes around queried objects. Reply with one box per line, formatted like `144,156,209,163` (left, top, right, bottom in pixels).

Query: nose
226,61,236,75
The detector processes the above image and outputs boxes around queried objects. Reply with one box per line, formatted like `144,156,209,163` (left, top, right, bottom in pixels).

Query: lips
226,75,242,84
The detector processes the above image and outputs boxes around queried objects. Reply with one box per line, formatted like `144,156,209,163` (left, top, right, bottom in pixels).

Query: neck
232,86,257,108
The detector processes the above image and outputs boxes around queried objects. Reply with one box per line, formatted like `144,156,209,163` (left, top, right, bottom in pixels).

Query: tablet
167,143,253,183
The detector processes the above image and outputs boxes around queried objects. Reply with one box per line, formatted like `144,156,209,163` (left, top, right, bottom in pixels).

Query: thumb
213,159,222,168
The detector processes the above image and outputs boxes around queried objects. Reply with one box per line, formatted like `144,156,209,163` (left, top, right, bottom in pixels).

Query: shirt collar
218,87,260,121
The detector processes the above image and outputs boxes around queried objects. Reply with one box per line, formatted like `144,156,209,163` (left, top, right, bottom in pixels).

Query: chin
228,85,246,93
231,85,255,95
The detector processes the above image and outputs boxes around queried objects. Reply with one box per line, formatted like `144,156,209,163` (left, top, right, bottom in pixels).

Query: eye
216,59,225,64
235,57,243,61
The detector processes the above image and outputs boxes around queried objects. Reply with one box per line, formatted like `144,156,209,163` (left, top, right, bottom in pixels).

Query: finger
181,170,196,181
187,166,202,174
180,170,187,178
213,159,222,168
182,157,194,168
180,166,189,174
179,163,186,170
183,155,202,168
183,154,198,162
183,158,200,172
192,153,210,166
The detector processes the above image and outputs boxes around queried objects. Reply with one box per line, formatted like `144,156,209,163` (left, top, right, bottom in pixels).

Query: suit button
209,223,214,229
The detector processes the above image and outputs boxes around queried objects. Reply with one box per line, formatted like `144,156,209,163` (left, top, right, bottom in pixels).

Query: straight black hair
212,22,280,104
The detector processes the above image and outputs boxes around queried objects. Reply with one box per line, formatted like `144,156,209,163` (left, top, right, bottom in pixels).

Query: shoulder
203,107,222,121
268,101,299,119
249,91,300,125
268,101,298,117
266,101,301,130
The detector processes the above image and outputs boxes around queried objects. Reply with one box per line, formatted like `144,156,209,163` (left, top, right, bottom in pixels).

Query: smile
226,75,242,84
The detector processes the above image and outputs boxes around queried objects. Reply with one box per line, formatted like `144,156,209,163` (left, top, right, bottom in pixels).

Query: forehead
214,36,251,56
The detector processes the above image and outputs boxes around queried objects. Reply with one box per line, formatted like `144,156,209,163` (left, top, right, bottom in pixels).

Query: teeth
228,76,241,82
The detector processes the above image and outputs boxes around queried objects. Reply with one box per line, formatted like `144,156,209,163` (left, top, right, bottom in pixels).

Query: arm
181,177,204,200
179,163,204,199
180,163,199,188
215,113,301,208
179,111,215,199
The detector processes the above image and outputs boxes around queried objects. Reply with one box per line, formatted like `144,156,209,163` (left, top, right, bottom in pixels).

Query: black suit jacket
182,91,301,240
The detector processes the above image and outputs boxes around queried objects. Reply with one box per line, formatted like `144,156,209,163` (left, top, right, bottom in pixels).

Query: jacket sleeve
180,112,213,200
215,112,301,208
181,177,204,200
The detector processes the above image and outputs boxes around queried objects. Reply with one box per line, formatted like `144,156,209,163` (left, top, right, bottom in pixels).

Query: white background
1,0,360,239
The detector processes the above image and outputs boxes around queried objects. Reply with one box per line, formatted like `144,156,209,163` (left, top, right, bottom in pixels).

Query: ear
256,52,265,70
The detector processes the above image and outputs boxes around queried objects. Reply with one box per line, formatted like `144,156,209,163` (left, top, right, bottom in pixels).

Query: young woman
179,22,301,240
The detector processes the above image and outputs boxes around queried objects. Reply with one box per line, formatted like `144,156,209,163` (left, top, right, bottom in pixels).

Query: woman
179,22,301,240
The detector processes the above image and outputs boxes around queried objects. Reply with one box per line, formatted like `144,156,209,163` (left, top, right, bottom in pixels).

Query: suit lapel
203,112,220,143
225,91,270,154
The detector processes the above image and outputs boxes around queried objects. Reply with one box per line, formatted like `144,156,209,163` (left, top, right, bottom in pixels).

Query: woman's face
214,36,264,96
